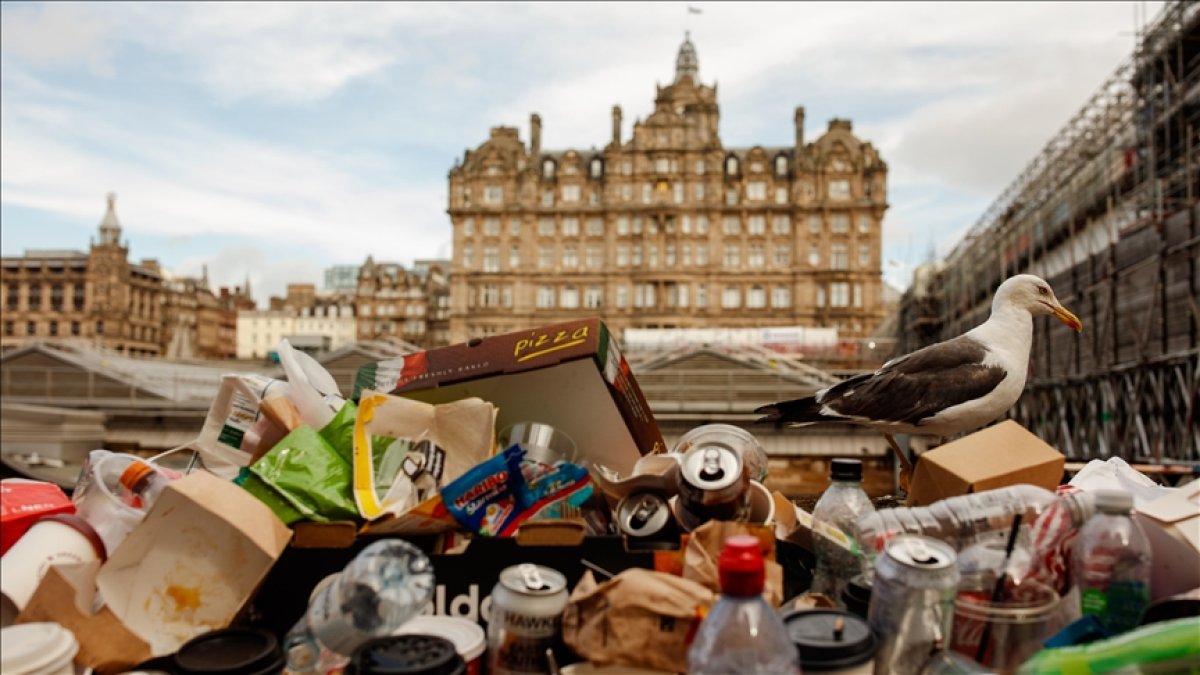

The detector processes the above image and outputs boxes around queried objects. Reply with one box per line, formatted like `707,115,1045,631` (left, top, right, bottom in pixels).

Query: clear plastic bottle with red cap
687,535,801,674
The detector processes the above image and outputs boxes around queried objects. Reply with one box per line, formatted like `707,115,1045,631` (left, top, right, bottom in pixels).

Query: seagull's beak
1051,304,1083,333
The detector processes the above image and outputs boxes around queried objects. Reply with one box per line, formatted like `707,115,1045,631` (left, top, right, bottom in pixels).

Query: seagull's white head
994,274,1083,332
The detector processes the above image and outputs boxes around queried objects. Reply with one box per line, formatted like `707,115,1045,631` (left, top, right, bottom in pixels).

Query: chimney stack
612,105,623,146
530,113,542,159
794,106,806,148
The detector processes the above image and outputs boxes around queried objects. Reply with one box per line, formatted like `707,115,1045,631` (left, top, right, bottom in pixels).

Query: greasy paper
95,471,292,655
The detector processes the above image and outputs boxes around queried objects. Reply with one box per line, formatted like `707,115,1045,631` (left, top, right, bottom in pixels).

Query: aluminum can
616,491,680,550
867,534,960,675
488,563,568,674
675,442,749,530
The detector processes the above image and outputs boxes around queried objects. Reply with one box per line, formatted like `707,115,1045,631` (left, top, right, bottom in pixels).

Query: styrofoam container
0,621,80,675
393,615,486,675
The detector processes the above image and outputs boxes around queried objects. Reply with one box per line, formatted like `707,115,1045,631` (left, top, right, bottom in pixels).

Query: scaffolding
900,1,1200,464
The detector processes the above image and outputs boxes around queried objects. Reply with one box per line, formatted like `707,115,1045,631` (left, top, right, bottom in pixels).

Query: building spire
675,31,699,83
98,191,122,246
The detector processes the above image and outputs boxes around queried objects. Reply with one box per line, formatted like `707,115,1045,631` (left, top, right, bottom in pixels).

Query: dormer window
542,159,556,180
725,155,739,176
590,158,603,178
775,155,788,177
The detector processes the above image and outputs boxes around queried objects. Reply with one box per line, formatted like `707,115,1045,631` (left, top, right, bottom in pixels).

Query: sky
0,1,1165,306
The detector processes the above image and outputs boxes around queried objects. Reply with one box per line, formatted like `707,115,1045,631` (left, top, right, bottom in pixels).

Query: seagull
755,274,1083,486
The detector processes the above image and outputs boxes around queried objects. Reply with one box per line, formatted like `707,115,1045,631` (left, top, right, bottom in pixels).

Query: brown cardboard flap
95,471,292,656
908,420,1065,506
17,565,152,673
291,520,360,549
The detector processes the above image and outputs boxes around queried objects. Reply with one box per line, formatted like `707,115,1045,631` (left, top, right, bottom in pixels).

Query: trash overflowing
0,319,1197,675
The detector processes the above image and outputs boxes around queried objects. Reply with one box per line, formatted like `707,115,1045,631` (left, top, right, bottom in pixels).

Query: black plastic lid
347,634,465,675
840,574,873,618
173,627,284,675
830,458,863,481
782,609,877,671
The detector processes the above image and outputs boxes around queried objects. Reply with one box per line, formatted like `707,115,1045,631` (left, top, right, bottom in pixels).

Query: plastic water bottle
856,484,1057,565
810,458,875,602
284,539,435,673
687,535,800,674
1072,489,1152,634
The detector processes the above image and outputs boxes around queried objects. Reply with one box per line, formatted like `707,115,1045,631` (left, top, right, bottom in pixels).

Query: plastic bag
240,425,359,525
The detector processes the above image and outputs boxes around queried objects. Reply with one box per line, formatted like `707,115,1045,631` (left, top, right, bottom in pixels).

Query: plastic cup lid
782,609,877,670
393,615,486,661
830,458,863,481
0,622,79,673
173,627,283,674
349,634,464,675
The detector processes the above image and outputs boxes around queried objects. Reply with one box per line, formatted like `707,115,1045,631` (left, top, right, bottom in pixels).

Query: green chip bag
246,425,360,524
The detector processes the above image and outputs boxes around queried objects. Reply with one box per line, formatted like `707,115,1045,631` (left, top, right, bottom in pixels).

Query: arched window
590,158,603,178
775,155,788,177
542,159,556,179
725,155,739,176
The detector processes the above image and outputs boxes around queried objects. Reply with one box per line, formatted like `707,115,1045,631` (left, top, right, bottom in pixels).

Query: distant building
324,264,360,293
236,303,357,360
354,256,450,347
446,33,888,344
1,194,166,356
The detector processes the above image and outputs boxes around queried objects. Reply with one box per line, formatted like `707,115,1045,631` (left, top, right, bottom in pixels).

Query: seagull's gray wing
818,335,1008,427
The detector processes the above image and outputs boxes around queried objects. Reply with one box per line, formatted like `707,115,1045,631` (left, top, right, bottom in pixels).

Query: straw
975,513,1024,663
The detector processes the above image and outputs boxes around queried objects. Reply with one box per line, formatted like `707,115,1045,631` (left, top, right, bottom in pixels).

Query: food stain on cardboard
166,585,201,612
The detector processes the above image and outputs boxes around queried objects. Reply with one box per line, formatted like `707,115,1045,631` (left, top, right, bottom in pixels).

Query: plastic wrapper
440,445,527,536
239,425,359,525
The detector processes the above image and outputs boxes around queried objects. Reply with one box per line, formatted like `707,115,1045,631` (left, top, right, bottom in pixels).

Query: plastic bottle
284,539,435,673
810,458,875,602
855,484,1057,565
117,462,173,511
1071,489,1152,634
687,535,800,674
1026,490,1096,594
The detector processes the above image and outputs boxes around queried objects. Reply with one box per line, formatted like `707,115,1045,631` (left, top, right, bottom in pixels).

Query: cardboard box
907,420,1066,506
353,318,666,476
17,471,292,671
1134,481,1200,601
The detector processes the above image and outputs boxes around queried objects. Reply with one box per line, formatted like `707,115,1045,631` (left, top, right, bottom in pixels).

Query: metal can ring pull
699,448,726,482
519,563,547,591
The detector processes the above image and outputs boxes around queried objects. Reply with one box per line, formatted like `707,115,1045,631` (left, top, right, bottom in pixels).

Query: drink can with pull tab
868,534,959,675
488,563,568,674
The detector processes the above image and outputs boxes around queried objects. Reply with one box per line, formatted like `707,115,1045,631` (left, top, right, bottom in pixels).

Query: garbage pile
0,319,1197,675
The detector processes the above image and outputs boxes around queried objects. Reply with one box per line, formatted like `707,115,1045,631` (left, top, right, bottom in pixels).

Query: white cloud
0,0,1166,299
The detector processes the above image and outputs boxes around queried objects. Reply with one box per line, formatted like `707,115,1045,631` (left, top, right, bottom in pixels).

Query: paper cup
0,622,80,675
0,514,106,611
393,615,486,675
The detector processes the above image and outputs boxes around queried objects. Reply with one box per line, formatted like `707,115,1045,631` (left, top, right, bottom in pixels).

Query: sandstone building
2,194,166,356
446,34,888,344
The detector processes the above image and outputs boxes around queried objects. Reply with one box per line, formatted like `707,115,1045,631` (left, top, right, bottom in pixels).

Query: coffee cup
0,621,80,675
782,608,877,674
0,514,106,611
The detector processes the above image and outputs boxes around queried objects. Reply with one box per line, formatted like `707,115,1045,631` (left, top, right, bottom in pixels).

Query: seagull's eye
1037,286,1049,296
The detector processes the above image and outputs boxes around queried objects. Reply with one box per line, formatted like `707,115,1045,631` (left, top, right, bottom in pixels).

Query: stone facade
353,257,451,348
446,34,888,343
1,194,166,356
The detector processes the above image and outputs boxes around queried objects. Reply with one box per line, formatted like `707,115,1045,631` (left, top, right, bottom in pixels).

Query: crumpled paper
562,568,714,674
682,520,784,607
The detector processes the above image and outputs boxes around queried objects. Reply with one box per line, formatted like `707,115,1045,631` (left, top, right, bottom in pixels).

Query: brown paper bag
17,564,152,673
682,520,784,607
562,568,714,674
